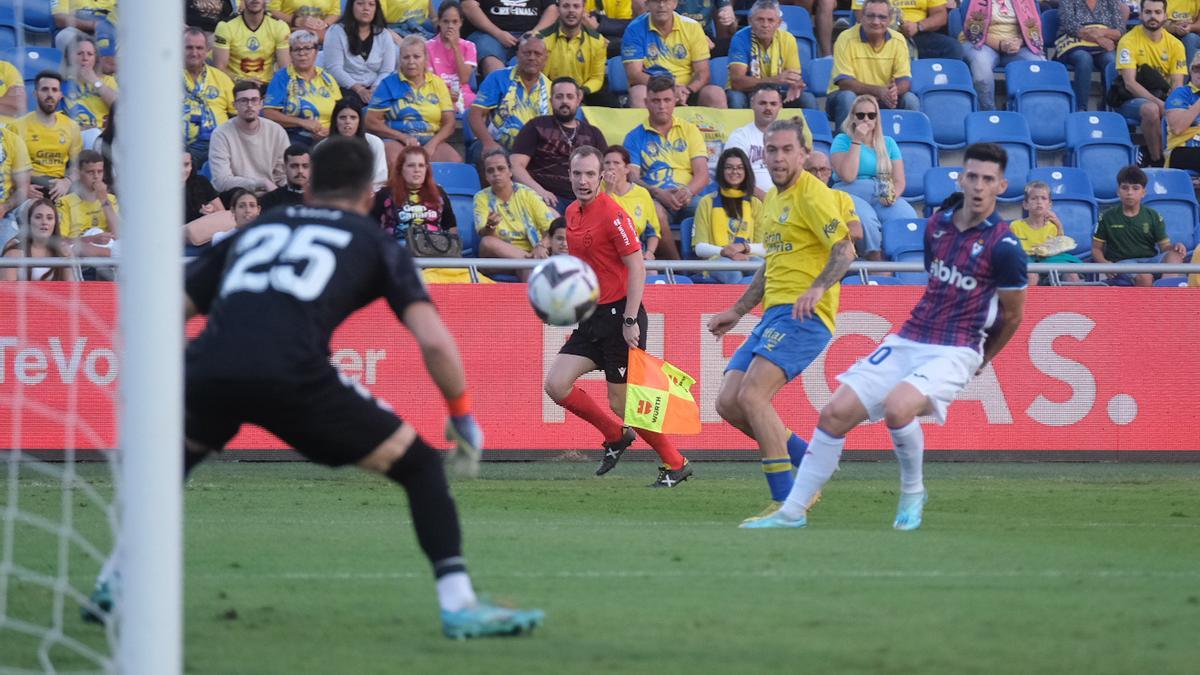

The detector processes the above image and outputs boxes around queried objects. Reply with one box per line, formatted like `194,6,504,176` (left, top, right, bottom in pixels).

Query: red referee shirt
565,192,642,304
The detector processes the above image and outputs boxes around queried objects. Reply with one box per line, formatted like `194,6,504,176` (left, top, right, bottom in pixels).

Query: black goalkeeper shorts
559,299,648,384
185,367,402,467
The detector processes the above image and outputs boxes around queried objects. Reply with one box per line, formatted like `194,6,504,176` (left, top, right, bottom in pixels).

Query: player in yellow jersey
707,116,861,525
214,0,293,84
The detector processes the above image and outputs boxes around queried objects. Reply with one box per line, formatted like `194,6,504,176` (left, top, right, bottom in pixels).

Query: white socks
889,419,925,494
779,428,844,519
436,572,477,613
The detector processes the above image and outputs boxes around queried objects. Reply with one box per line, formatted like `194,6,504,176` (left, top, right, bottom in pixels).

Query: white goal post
115,0,184,672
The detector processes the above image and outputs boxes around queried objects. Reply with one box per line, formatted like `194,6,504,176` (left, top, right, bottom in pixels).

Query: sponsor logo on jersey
930,259,979,290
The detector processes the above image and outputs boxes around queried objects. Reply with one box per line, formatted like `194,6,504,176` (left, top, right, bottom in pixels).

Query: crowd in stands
0,0,1198,286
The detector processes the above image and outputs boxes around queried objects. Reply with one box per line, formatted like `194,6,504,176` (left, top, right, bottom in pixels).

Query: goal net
1,1,183,672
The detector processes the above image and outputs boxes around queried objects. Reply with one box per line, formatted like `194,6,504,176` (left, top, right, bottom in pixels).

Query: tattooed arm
793,238,855,321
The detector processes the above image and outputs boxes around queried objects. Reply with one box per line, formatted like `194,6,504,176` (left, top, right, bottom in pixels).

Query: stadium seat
450,196,479,257
893,251,930,284
1153,277,1188,287
1004,61,1074,150
803,108,833,157
647,274,694,284
780,6,817,64
433,162,481,197
922,167,961,215
1065,112,1136,202
804,56,832,101
680,217,694,260
16,0,53,35
880,110,938,201
607,56,628,95
911,59,977,149
5,47,62,79
0,25,17,52
710,56,729,89
197,161,212,180
1142,168,1199,251
964,112,1035,201
882,217,926,261
1027,167,1099,258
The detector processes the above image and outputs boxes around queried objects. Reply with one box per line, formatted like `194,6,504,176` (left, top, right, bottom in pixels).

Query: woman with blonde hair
829,93,917,226
365,34,460,165
1,200,81,282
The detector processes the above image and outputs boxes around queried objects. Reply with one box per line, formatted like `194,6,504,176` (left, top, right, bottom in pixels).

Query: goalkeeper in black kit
83,136,543,639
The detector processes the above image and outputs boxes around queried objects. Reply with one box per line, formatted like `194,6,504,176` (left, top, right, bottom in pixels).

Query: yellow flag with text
623,348,701,435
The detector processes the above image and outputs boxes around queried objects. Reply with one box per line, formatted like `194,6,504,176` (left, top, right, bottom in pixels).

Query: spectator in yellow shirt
263,30,343,147
184,27,237,167
61,36,119,136
621,0,727,108
268,0,342,42
827,0,919,128
0,125,31,224
52,0,117,52
0,60,26,122
16,72,84,201
57,150,119,239
727,0,813,109
1164,0,1200,67
214,0,293,84
1114,0,1187,167
540,0,618,106
474,149,560,279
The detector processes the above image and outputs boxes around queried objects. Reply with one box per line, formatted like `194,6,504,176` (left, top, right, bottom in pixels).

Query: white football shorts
836,334,983,425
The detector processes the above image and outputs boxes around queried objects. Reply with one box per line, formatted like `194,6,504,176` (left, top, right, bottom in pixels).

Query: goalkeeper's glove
444,393,483,477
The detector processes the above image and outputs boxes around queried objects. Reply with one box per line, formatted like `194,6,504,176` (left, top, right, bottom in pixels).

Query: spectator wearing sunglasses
829,93,917,227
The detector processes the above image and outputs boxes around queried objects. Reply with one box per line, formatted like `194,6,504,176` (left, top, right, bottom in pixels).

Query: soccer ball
528,255,600,326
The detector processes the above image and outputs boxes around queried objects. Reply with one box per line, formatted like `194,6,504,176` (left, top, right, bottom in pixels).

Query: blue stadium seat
1027,167,1098,258
804,56,832,101
197,161,212,180
882,217,926,261
964,112,1035,202
6,47,61,79
1065,112,1136,202
1004,60,1074,150
433,162,481,197
450,196,479,257
780,6,817,64
0,25,17,52
647,274,695,284
17,0,54,35
607,56,628,95
710,56,729,88
1153,277,1188,287
1142,168,1199,251
911,59,977,149
680,217,694,260
803,108,833,157
893,251,930,284
880,110,938,201
922,167,962,215
1041,11,1060,58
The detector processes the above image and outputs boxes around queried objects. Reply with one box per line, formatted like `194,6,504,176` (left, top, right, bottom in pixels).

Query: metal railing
0,257,1197,285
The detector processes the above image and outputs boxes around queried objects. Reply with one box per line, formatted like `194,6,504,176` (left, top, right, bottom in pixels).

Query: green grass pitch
2,460,1199,674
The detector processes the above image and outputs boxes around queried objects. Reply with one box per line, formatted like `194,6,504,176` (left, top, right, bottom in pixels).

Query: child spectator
1093,165,1188,285
1009,181,1082,285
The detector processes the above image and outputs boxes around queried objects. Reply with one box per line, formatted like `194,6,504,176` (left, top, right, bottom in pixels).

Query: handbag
406,226,462,258
1106,64,1172,108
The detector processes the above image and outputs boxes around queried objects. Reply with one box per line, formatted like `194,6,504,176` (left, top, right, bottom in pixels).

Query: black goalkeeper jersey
185,205,430,382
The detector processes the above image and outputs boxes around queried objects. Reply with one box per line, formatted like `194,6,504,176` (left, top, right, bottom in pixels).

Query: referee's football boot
648,460,693,488
892,490,928,531
595,426,636,476
441,599,545,640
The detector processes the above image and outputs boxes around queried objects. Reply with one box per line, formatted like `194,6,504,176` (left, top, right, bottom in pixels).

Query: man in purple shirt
745,142,1028,532
510,77,607,211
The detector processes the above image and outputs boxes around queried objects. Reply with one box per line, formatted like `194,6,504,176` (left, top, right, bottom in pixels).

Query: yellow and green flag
624,348,701,435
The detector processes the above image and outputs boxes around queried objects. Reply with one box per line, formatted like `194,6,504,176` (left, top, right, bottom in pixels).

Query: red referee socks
635,429,685,470
561,387,624,443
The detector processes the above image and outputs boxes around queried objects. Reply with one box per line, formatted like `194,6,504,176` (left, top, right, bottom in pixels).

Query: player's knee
817,404,851,436
734,380,768,411
381,432,442,486
882,397,920,428
715,386,744,425
544,378,569,404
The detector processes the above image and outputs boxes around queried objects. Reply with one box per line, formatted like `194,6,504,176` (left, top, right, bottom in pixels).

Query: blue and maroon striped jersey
898,198,1028,352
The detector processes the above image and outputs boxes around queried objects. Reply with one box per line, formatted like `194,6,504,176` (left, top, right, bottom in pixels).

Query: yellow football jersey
380,0,431,24
759,172,856,332
268,0,340,20
14,112,83,180
1116,25,1187,78
60,75,118,130
0,61,21,124
541,25,609,94
0,126,32,204
57,192,119,238
473,184,559,253
214,14,292,83
606,183,661,239
50,0,118,20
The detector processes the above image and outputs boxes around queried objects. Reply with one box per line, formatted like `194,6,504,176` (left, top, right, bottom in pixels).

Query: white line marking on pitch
189,569,1200,582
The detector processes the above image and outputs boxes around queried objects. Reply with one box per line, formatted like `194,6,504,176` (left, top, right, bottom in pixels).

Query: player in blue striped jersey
745,142,1028,531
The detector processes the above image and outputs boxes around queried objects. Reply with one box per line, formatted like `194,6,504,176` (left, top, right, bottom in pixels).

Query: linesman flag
623,348,701,435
